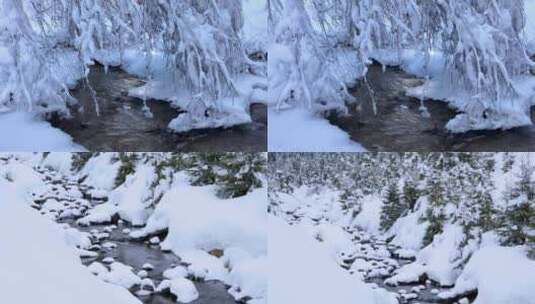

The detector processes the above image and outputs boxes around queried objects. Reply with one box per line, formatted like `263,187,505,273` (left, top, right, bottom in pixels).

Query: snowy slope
0,163,139,304
269,216,397,304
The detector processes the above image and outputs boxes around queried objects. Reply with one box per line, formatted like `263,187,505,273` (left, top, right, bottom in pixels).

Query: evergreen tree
423,177,446,246
380,182,405,231
402,179,419,211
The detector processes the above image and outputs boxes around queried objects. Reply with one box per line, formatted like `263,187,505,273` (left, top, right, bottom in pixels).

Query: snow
268,108,366,152
79,153,121,190
268,216,397,304
134,177,267,256
101,262,142,289
41,153,74,175
0,178,140,304
77,203,118,226
387,198,430,251
0,112,85,151
439,246,535,304
169,278,199,303
525,0,535,54
108,164,156,226
353,195,383,235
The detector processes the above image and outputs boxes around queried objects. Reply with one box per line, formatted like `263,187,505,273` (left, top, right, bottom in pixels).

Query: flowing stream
329,63,535,152
339,227,477,304
50,65,266,152
31,168,238,304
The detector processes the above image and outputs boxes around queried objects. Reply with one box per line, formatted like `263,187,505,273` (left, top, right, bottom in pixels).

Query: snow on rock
101,262,142,289
385,262,426,286
170,278,199,303
77,203,119,226
163,266,188,280
228,256,267,302
142,263,154,271
149,236,160,245
180,250,228,281
439,246,535,304
269,216,397,304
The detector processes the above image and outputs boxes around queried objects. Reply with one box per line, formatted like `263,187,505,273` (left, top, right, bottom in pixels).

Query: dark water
74,220,237,304
329,63,535,152
50,65,266,152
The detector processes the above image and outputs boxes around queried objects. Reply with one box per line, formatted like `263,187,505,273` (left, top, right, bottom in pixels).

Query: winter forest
269,152,535,303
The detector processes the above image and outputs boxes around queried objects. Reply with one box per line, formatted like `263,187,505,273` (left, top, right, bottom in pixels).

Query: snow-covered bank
268,108,366,152
0,0,267,140
268,0,535,137
0,112,85,151
0,159,139,304
269,216,397,304
269,153,535,304
439,245,535,304
0,152,267,304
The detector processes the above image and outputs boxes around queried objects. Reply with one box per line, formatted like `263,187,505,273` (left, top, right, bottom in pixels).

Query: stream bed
31,168,238,304
50,65,266,152
329,63,535,152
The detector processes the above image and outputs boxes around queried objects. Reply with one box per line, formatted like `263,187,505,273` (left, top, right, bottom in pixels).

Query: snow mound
440,246,535,304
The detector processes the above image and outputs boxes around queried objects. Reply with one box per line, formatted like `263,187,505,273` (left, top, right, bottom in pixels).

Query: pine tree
423,177,446,246
380,182,405,231
402,179,419,211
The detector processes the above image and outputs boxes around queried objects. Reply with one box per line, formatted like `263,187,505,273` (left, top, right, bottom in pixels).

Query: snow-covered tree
380,182,405,231
268,0,534,132
0,0,264,131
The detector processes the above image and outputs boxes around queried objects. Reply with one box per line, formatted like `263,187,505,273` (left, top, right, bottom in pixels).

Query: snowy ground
268,108,366,152
270,185,535,304
0,154,266,304
0,112,86,151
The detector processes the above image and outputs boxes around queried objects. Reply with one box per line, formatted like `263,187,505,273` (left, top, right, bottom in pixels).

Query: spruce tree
423,178,446,246
380,182,405,231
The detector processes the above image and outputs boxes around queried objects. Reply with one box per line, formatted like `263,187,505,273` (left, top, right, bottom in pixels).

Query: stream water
329,63,535,152
32,168,238,304
340,227,476,304
50,65,266,152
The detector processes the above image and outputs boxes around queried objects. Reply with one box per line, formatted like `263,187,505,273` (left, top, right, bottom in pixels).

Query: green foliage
114,153,138,188
499,201,534,246
402,179,419,210
380,182,406,231
71,152,94,172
